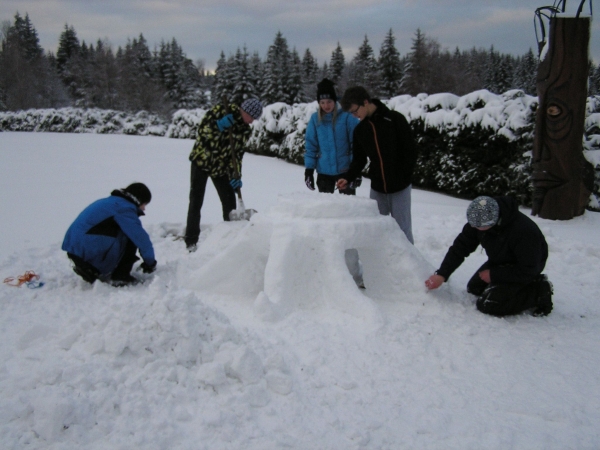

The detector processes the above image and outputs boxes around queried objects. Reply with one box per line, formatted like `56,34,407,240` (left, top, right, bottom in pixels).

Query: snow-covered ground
1,132,600,449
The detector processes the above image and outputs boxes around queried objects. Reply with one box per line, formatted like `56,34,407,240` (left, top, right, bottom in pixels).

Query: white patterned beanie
466,196,499,227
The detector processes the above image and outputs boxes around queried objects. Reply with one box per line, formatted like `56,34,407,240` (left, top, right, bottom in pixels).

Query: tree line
2,12,600,117
0,13,210,116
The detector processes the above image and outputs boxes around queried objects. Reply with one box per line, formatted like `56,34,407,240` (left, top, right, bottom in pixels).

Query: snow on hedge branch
1,91,599,208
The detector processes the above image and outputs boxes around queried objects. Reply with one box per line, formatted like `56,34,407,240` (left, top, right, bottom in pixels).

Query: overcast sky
2,0,598,72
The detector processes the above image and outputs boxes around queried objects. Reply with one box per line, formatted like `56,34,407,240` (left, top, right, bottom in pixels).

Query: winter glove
216,114,235,132
230,178,243,190
140,260,157,274
305,169,315,191
349,176,362,189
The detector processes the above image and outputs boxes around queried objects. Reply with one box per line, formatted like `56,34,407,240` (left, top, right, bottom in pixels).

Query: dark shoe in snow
109,275,141,287
357,281,366,290
186,243,197,253
532,275,553,317
73,265,97,284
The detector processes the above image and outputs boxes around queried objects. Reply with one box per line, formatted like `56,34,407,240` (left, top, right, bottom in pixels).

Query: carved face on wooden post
532,17,592,219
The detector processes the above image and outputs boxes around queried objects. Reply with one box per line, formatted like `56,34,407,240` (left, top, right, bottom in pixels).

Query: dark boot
532,275,554,317
68,253,99,284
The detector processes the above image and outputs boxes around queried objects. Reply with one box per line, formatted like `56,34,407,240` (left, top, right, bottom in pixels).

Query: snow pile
1,133,600,448
181,193,443,324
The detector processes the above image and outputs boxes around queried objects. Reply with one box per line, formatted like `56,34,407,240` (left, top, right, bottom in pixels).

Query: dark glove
140,260,157,274
305,169,315,191
216,114,235,132
349,176,362,189
230,178,243,190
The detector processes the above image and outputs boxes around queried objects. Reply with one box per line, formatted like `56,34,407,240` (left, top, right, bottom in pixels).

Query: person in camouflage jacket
185,98,263,251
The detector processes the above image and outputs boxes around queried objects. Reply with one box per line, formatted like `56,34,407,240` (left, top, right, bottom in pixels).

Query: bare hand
425,274,445,290
336,178,348,190
478,269,491,284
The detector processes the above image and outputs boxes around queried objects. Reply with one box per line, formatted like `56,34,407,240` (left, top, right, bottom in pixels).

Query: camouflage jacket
188,103,252,178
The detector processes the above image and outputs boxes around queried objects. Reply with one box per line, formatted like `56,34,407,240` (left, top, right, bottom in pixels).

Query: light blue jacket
305,108,359,176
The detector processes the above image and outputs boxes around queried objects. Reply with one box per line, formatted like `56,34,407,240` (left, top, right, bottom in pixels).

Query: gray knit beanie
241,98,263,120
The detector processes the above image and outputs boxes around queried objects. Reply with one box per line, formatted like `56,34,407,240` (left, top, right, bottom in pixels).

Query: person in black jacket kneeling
425,196,553,317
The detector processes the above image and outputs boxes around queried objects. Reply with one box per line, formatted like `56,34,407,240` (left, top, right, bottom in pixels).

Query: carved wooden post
532,16,592,219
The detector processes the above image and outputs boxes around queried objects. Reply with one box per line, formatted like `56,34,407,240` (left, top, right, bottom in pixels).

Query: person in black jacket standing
337,86,417,244
425,196,554,317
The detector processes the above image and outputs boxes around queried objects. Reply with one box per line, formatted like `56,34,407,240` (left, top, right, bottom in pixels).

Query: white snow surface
1,132,600,449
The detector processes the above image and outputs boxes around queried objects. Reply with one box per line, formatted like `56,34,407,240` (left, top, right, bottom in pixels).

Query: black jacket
436,197,548,285
346,99,417,193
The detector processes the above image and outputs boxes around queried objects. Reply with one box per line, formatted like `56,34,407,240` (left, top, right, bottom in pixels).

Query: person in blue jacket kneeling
62,182,157,286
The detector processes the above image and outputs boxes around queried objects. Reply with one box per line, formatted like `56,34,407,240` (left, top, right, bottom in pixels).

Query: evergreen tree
262,31,291,104
514,48,538,95
378,29,403,98
288,48,304,104
349,36,379,95
484,46,515,94
231,46,257,104
128,34,170,112
402,29,429,96
448,47,468,95
8,13,43,60
329,43,345,86
249,51,263,104
425,38,455,95
463,47,488,93
56,24,80,74
320,62,329,81
55,24,86,101
301,48,319,101
213,51,232,105
0,12,67,109
156,38,206,110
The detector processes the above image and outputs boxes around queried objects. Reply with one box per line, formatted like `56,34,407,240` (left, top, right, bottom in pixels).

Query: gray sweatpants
370,185,414,244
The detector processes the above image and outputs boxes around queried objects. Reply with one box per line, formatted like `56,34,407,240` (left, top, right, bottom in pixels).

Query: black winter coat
346,99,417,194
436,197,548,285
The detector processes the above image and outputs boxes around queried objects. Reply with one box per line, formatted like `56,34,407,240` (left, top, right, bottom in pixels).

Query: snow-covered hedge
0,108,168,136
2,91,600,208
166,109,206,139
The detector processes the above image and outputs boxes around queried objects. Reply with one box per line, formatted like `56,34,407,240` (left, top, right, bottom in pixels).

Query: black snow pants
467,262,543,317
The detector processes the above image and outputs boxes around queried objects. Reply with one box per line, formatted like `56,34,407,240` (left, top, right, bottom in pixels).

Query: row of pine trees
2,12,600,117
214,30,544,106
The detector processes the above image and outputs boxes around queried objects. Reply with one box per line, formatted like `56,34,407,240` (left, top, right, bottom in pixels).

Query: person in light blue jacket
62,183,157,286
304,78,360,194
304,79,364,288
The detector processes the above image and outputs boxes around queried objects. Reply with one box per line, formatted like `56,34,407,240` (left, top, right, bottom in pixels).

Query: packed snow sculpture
181,193,441,324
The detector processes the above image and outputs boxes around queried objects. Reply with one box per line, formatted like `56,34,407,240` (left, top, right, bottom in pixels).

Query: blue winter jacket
305,108,359,176
62,192,156,277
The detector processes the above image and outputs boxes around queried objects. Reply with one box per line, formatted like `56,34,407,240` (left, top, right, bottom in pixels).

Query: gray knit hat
466,196,499,227
241,98,263,120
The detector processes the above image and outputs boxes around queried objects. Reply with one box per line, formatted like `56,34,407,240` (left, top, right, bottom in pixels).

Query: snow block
184,193,438,324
